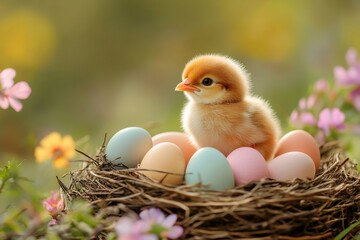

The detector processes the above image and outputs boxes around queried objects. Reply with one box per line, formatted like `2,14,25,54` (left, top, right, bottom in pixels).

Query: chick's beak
175,81,199,92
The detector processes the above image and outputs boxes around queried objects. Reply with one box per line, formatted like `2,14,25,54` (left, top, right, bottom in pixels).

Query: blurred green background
1,0,360,161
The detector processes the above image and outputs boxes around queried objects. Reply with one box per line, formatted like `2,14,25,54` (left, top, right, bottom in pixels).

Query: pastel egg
106,127,153,167
152,132,197,165
227,147,270,185
185,147,234,191
275,130,321,171
139,142,186,185
268,152,316,181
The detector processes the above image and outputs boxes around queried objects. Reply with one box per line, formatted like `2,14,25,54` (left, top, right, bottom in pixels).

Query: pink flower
139,208,183,239
48,218,58,227
346,48,360,67
349,87,360,111
42,191,65,218
0,68,31,112
298,95,317,110
317,108,345,136
334,49,360,86
115,208,183,240
299,98,307,110
290,110,316,127
115,217,156,240
307,95,317,109
314,79,329,92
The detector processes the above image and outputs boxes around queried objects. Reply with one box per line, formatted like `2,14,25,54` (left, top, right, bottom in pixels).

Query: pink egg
227,147,270,185
152,132,197,166
268,152,316,181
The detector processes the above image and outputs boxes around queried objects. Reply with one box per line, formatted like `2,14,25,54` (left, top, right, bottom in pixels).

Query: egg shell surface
152,132,197,165
275,130,321,170
106,127,153,167
139,142,186,185
268,151,316,181
227,147,270,185
185,147,235,191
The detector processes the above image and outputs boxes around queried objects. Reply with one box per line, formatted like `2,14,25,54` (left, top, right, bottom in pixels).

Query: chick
175,54,280,160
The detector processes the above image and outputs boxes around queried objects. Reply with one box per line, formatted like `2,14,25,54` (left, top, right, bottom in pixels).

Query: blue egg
185,147,235,191
106,127,153,167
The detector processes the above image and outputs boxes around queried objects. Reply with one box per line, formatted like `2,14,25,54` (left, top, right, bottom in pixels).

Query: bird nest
59,141,360,239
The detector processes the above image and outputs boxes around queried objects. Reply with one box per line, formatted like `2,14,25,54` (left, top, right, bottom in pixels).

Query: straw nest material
59,141,360,239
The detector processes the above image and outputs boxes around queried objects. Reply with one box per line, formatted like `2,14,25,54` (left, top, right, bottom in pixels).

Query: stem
0,178,8,194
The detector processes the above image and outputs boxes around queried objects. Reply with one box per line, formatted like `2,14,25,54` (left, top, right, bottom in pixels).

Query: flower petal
331,108,345,128
290,110,299,125
140,234,158,240
149,208,165,223
35,146,52,162
300,112,316,126
299,98,307,109
115,217,136,235
53,156,69,169
307,95,317,109
0,68,16,88
139,209,151,221
0,95,9,109
48,218,58,227
314,79,329,92
61,135,76,158
7,81,31,99
162,214,177,228
8,97,23,112
346,48,358,66
318,108,331,135
41,132,62,148
351,93,360,111
334,66,351,85
166,225,184,239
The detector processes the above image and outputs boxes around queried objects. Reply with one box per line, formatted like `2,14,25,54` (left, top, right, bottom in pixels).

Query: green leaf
335,220,360,240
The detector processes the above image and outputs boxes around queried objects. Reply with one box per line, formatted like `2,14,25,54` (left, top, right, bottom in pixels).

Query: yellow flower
35,132,76,169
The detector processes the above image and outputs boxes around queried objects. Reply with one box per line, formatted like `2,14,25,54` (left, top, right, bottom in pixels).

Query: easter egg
275,130,321,170
152,132,197,165
106,127,153,167
268,152,316,181
227,147,270,185
185,147,234,191
139,142,186,185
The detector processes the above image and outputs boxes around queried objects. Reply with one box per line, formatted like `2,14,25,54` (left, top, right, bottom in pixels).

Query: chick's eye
201,78,214,86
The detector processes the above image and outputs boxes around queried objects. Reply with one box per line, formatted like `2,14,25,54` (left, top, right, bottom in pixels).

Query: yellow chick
175,54,280,160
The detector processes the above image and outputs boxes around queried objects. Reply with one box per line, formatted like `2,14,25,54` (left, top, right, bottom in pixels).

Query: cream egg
152,131,197,165
275,130,321,171
268,152,316,181
139,142,186,185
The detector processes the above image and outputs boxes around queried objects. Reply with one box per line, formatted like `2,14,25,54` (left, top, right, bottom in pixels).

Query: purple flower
290,110,316,127
0,68,31,112
317,108,345,136
139,208,183,239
